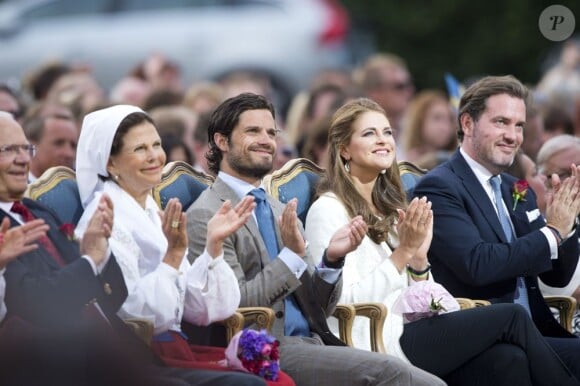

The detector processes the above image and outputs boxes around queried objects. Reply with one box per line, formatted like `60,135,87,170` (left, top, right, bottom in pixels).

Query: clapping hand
326,215,367,263
81,194,114,266
0,217,49,269
206,196,256,258
279,199,305,257
545,164,580,237
391,197,433,271
161,198,187,268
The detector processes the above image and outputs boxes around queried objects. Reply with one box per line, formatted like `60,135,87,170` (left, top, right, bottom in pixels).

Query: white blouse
305,192,409,362
76,181,240,335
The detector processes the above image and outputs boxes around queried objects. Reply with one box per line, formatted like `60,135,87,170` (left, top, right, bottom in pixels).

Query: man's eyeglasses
0,144,36,159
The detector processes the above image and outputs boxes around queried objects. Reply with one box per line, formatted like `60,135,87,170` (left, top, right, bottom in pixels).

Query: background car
0,0,362,114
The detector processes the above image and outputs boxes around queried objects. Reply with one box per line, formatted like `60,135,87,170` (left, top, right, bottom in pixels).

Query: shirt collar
460,147,500,187
0,201,14,214
217,171,264,200
0,200,22,224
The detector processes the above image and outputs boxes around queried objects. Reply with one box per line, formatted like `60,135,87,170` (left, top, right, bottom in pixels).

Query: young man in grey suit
186,93,444,386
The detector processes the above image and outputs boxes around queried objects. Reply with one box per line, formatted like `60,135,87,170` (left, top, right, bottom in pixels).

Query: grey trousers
280,335,445,386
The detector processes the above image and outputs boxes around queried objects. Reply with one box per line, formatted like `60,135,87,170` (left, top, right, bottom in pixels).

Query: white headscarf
76,105,145,208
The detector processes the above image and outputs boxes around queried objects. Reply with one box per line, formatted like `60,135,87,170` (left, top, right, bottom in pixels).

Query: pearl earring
345,161,350,173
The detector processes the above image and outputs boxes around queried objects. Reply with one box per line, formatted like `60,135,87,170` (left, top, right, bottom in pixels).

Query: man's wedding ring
171,220,180,229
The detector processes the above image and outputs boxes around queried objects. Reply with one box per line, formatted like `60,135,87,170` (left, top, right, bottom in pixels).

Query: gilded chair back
152,161,215,211
25,166,83,225
398,161,427,200
263,158,324,224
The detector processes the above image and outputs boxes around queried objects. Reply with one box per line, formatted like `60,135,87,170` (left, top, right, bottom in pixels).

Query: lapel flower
221,329,280,381
59,223,76,241
512,180,529,211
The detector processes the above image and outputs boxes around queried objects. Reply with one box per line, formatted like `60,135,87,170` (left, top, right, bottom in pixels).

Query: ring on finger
171,220,180,229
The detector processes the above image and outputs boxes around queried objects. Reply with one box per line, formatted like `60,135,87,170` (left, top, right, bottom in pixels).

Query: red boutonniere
59,223,76,241
512,180,529,210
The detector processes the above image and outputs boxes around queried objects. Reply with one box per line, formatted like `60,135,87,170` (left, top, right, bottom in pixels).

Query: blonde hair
318,98,406,244
401,90,457,153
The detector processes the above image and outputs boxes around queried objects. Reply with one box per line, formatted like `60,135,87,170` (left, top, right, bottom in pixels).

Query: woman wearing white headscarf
73,105,276,376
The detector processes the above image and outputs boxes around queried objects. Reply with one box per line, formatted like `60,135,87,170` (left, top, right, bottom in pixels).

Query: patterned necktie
11,201,66,266
489,176,530,314
248,188,310,336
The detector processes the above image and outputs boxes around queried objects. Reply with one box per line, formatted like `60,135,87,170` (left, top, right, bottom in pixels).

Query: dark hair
22,102,74,142
457,75,528,141
143,89,184,112
110,112,155,157
544,106,574,135
161,133,194,165
0,84,24,119
206,93,275,174
25,62,71,101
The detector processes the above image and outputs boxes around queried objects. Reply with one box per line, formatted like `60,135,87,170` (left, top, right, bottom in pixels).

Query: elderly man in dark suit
414,75,580,379
0,111,266,386
187,93,444,386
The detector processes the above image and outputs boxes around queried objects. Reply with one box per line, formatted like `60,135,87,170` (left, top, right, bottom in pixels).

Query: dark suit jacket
1,198,158,365
2,198,128,329
414,150,580,338
186,178,344,346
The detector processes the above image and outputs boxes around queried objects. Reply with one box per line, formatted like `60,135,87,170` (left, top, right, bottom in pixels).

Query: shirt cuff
315,266,342,284
540,227,558,260
203,248,225,269
159,261,183,278
278,247,307,279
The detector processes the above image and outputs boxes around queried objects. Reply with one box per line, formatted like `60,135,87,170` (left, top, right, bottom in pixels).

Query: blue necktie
489,176,531,314
248,188,310,336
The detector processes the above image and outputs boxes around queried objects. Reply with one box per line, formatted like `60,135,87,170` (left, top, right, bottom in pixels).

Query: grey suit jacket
186,177,344,345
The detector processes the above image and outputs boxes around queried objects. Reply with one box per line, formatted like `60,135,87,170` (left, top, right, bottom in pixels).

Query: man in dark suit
0,111,266,386
414,75,580,378
186,93,444,386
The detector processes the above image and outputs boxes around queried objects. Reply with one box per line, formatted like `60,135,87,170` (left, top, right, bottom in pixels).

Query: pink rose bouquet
392,281,460,323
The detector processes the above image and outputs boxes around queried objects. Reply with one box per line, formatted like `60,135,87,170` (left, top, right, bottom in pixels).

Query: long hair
400,89,457,153
317,98,407,244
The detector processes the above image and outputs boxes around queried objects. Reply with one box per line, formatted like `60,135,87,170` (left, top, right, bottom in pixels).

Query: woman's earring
380,169,386,175
345,161,350,173
114,174,120,180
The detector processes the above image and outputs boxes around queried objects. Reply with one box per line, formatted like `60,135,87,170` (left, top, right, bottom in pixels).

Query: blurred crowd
0,32,579,386
1,36,580,310
1,41,579,181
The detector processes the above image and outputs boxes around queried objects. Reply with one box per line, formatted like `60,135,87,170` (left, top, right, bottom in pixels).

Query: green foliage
342,0,579,90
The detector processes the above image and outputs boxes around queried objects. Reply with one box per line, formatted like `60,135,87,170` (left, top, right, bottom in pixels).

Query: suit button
275,311,284,319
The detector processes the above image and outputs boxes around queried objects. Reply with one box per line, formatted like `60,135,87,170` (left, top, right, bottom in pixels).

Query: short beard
227,152,272,179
